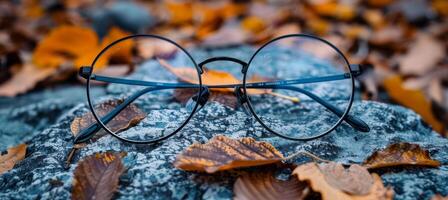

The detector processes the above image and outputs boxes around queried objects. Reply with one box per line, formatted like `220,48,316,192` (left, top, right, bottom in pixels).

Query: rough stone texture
0,46,447,200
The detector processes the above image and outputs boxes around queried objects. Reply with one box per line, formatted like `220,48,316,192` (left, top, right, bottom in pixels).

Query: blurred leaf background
0,0,447,135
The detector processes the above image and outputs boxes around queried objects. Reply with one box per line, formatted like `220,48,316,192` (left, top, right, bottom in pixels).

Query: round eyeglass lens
87,35,201,143
244,35,353,139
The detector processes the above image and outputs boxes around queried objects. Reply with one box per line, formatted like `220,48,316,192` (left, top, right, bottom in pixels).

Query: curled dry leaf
72,152,126,200
293,162,394,200
71,99,146,140
234,170,309,200
363,143,441,169
0,63,54,97
0,143,27,175
173,135,284,173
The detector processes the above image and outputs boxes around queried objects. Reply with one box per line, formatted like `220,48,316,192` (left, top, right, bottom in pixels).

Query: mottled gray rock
0,47,447,200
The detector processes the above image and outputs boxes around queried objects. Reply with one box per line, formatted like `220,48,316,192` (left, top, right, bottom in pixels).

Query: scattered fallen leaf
311,2,356,21
158,59,299,102
136,38,178,60
432,0,448,16
319,162,373,195
431,194,448,200
399,34,445,75
72,152,126,200
383,75,444,133
33,26,98,69
173,135,284,173
362,10,385,29
164,1,193,25
363,143,441,169
76,27,133,69
0,63,54,97
0,143,27,175
234,170,309,200
71,99,146,140
369,25,404,46
293,162,394,200
241,16,266,34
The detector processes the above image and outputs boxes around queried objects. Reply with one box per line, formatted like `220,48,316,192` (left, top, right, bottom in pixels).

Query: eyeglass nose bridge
198,57,248,74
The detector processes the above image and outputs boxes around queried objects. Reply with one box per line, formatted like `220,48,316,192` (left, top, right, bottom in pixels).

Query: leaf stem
268,92,300,103
283,150,331,163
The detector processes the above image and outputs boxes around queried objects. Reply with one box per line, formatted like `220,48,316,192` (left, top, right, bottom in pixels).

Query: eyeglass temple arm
273,86,370,132
75,65,367,143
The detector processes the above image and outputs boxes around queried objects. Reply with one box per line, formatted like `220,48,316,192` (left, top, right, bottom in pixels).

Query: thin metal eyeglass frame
77,34,370,144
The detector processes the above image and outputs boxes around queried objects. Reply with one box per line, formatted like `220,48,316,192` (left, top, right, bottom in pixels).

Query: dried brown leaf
0,63,54,97
71,99,146,140
72,152,126,200
319,162,373,195
293,162,394,200
363,143,441,169
234,170,309,200
173,135,284,173
0,144,27,175
399,34,445,75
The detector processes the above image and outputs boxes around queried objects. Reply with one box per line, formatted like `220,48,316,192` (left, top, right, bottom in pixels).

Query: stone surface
0,46,447,200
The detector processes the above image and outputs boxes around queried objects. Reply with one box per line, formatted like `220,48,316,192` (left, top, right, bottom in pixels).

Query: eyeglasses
74,34,370,144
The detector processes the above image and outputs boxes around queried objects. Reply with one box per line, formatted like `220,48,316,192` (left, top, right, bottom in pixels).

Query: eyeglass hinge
349,64,362,77
79,66,92,79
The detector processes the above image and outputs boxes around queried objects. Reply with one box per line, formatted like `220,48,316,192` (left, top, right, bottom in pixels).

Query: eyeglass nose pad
185,87,210,113
234,86,252,117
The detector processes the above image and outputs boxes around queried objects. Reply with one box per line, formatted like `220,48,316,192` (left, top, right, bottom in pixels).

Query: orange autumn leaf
312,2,356,21
0,144,27,175
383,76,444,133
158,59,299,102
173,135,284,173
165,1,193,25
363,143,441,169
76,27,133,70
33,26,98,69
33,26,132,70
